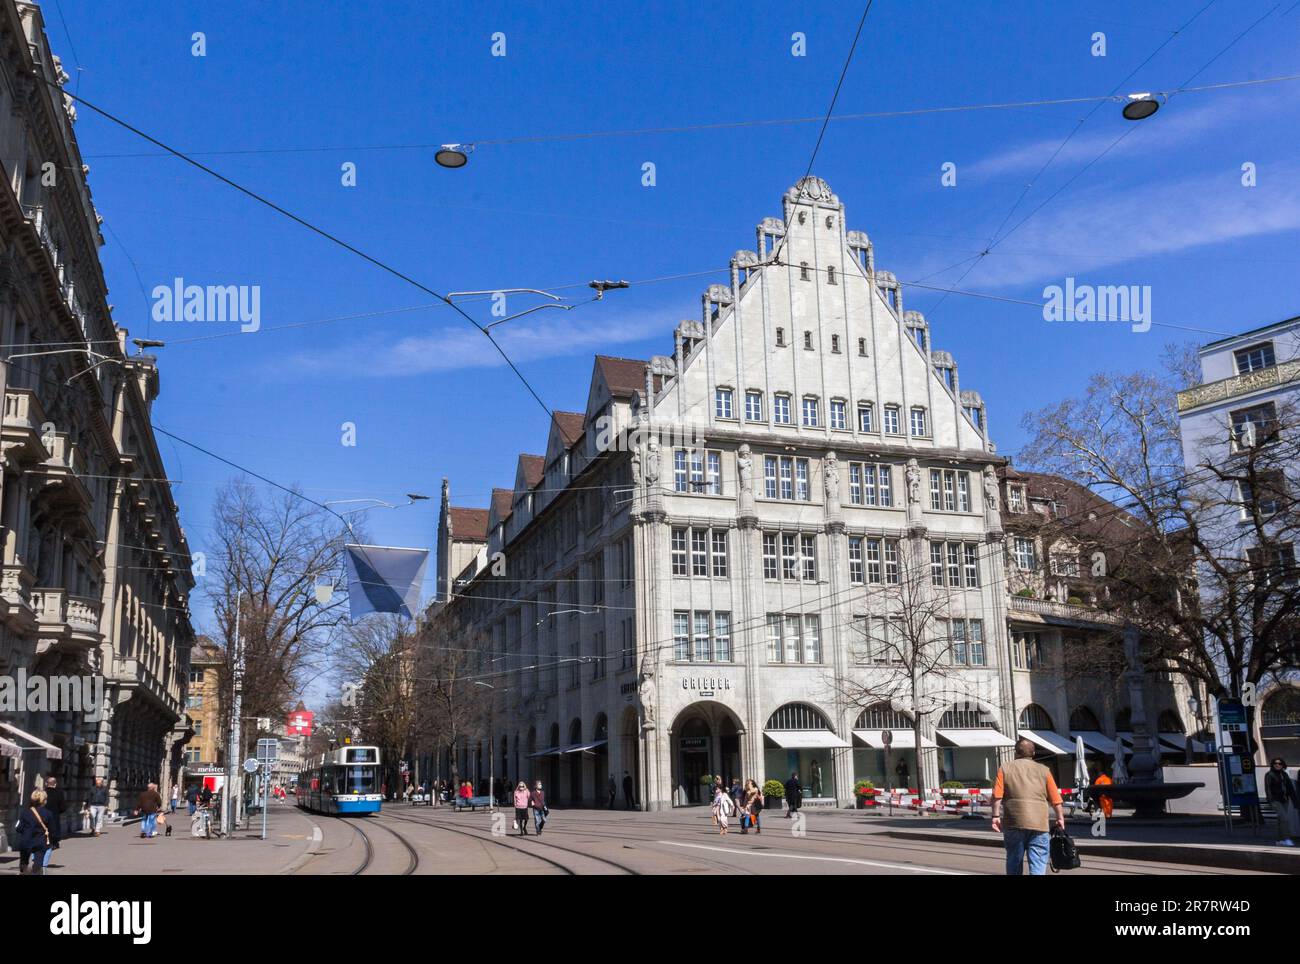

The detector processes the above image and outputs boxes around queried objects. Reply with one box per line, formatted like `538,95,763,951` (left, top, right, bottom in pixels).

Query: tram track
361,816,420,875
379,807,642,875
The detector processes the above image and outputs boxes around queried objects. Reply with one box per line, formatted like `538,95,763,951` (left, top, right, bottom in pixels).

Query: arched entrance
619,707,640,809
670,702,744,806
764,702,849,801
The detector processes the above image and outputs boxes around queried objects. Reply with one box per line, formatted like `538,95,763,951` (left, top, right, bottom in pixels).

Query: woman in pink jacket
513,782,532,836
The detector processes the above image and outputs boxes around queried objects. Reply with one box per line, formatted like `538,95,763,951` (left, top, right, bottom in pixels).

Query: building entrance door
679,736,710,804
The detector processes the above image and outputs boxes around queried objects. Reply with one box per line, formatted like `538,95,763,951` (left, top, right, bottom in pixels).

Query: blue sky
47,0,1300,634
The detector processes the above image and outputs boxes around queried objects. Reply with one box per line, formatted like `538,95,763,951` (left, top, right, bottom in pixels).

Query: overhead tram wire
46,81,554,419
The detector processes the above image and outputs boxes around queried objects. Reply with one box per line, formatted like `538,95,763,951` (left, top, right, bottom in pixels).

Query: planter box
765,797,785,810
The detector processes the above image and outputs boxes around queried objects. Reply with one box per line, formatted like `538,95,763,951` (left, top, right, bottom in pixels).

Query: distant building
1177,315,1300,763
181,639,224,771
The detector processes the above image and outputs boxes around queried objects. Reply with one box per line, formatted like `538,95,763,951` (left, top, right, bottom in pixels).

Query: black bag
1049,825,1081,872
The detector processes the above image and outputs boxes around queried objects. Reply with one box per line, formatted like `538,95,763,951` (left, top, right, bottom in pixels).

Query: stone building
433,177,1026,809
0,1,194,843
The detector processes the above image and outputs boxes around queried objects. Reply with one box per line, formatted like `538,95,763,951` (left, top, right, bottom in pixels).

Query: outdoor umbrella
1073,735,1090,791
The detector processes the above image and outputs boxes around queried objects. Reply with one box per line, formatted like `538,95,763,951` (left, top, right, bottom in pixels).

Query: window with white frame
1234,341,1275,374
1013,630,1046,670
763,455,811,501
762,533,778,579
745,390,763,422
1007,484,1026,513
849,536,899,584
883,405,901,435
673,448,722,494
846,461,893,507
802,396,820,427
674,611,691,660
910,406,928,437
672,526,727,577
774,394,792,425
830,399,847,430
948,618,987,666
693,611,711,661
766,613,822,663
848,536,864,583
858,402,874,432
801,533,818,581
715,387,734,420
928,469,971,512
1013,537,1037,571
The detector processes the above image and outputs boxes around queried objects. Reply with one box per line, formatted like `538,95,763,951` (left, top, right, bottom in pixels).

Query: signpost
1215,697,1260,833
881,729,893,816
256,739,279,841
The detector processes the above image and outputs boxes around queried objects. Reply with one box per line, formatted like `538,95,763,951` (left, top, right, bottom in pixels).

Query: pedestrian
741,778,763,834
711,782,734,835
41,776,65,872
622,770,636,810
137,782,164,838
783,771,802,819
607,775,617,808
895,757,910,788
169,783,179,813
1264,757,1298,847
512,781,531,836
86,777,109,837
530,780,548,834
458,780,472,810
199,784,213,809
991,737,1066,875
15,788,54,875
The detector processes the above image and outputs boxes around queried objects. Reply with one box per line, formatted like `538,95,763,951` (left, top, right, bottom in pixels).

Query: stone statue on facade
905,458,922,505
823,452,840,506
638,657,657,729
983,465,1000,512
645,438,660,485
737,443,755,517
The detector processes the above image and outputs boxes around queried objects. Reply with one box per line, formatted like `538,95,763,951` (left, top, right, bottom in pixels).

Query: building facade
1177,315,1300,764
180,638,223,771
0,1,194,844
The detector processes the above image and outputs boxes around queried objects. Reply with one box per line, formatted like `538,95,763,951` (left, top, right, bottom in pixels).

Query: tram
296,745,383,815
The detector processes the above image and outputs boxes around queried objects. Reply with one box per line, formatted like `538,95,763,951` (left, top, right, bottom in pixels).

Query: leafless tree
408,613,492,793
1020,360,1300,702
207,480,352,760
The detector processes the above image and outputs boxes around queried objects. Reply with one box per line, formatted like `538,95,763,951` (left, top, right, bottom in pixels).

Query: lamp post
224,590,243,838
474,680,497,810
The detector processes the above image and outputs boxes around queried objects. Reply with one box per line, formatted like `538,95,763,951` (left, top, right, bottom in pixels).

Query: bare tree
207,480,352,761
408,613,492,793
1020,362,1300,701
831,539,996,797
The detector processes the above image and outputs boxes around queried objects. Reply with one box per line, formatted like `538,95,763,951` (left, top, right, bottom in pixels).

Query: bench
454,795,493,811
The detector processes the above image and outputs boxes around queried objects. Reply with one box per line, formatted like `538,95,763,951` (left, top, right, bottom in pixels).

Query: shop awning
1071,731,1118,755
1116,732,1195,756
1018,729,1077,756
0,722,62,759
562,740,608,754
765,729,852,749
0,735,21,759
526,745,562,758
852,729,936,749
936,728,1015,748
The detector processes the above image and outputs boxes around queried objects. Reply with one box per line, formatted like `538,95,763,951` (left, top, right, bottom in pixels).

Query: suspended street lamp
1121,93,1161,121
434,143,472,168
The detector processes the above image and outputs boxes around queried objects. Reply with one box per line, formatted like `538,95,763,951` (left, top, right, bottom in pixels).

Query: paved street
17,802,1288,876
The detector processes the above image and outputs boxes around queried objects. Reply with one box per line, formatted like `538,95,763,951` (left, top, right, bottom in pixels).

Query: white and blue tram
297,745,383,815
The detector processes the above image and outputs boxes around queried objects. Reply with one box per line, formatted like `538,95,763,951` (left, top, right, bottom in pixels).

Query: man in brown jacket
991,738,1065,875
137,782,164,839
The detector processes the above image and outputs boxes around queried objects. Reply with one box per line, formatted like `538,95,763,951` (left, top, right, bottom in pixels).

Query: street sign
880,729,893,747
257,738,280,763
242,757,260,774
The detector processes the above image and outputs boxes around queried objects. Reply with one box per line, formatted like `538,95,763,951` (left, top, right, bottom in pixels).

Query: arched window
1018,704,1054,730
939,704,996,728
1157,710,1184,733
855,703,913,730
767,703,831,731
1069,706,1102,731
1263,687,1300,726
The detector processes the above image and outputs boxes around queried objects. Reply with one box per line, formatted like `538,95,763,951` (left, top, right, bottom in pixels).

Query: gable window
910,407,928,437
858,402,874,433
801,396,820,427
715,388,734,420
1007,485,1026,513
883,405,901,435
773,394,792,425
745,390,763,422
1235,342,1275,374
829,399,847,430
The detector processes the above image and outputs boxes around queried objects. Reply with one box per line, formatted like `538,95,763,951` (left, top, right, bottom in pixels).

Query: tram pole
225,590,243,838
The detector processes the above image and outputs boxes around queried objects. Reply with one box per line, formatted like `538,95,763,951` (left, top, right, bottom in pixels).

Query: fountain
1083,626,1202,818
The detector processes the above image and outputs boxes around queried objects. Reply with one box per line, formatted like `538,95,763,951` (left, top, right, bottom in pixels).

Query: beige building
0,1,194,843
181,638,223,770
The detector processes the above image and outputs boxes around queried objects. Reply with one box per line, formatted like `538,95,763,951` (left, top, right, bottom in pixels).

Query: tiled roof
554,411,585,447
491,488,514,521
519,454,545,489
448,507,488,541
595,355,647,396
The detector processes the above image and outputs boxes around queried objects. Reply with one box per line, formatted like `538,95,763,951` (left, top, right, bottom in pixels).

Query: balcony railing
3,387,46,432
1177,359,1300,412
21,203,59,266
1009,594,1122,625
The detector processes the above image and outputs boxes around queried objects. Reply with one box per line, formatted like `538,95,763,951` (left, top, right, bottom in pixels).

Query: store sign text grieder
681,676,733,698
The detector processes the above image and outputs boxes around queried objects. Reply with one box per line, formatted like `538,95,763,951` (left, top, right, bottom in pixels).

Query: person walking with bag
783,771,802,819
40,777,66,872
991,737,1066,875
512,781,531,837
530,781,548,835
711,782,734,835
1264,757,1298,846
16,789,54,875
137,782,163,838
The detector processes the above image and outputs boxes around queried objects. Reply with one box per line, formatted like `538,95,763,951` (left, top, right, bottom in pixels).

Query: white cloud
277,307,666,378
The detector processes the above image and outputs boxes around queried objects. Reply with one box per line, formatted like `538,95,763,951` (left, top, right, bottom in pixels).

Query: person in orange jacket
1094,771,1114,818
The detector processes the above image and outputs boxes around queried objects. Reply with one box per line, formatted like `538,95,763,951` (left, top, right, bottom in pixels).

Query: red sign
286,708,314,736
